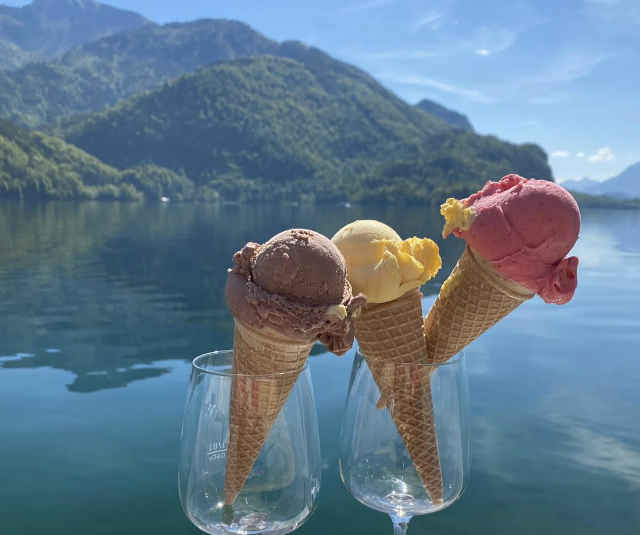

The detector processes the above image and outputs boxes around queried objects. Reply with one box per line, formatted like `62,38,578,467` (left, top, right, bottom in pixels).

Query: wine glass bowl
178,351,321,535
339,351,469,531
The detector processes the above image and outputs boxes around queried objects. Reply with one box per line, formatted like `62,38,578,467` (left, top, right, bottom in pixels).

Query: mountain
1,17,478,134
0,19,279,127
0,118,196,200
603,162,640,198
58,50,551,204
0,9,552,204
559,177,603,195
561,162,640,199
0,39,34,70
415,99,473,131
0,117,121,199
0,0,150,66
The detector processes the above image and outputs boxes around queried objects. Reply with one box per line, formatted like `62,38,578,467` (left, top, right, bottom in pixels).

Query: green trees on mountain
0,120,192,200
0,18,554,204
58,55,551,204
0,0,150,64
0,119,122,199
415,99,474,132
0,20,278,128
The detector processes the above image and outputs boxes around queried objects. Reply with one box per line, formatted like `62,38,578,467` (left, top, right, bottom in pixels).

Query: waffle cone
424,246,534,364
355,289,444,504
224,320,313,505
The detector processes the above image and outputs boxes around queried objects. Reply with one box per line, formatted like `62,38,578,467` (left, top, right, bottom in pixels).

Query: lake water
0,201,639,535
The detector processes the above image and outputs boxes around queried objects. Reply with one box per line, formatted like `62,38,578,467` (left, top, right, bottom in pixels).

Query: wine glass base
342,456,453,516
186,504,315,535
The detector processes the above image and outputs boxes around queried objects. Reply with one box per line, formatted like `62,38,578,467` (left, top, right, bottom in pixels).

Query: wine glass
178,350,321,535
339,351,470,535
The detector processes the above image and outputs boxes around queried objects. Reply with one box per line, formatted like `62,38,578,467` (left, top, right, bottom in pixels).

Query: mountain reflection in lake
0,200,461,391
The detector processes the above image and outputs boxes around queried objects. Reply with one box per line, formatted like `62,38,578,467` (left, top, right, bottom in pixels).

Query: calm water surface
0,201,639,534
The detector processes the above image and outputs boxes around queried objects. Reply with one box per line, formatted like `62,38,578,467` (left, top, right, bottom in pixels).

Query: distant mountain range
0,19,280,127
561,162,640,199
0,12,473,134
560,177,603,195
0,0,553,203
0,0,150,68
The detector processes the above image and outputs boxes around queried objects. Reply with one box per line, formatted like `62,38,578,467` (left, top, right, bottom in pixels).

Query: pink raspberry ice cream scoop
442,174,580,304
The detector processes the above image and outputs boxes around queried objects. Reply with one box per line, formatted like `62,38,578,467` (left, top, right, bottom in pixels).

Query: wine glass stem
392,519,410,535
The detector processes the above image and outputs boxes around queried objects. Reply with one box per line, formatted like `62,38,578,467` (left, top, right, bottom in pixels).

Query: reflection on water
0,200,462,392
1,201,639,534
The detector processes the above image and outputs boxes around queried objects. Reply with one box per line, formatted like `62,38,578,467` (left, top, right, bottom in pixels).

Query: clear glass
339,351,470,534
178,351,321,535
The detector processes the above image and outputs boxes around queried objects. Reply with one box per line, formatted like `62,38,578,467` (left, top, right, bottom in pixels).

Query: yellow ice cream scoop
332,220,441,303
440,198,475,239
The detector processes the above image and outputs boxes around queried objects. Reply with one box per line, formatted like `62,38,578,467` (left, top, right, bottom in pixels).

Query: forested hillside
0,8,554,204
0,19,278,127
60,52,552,204
0,0,150,66
415,99,474,132
0,119,195,200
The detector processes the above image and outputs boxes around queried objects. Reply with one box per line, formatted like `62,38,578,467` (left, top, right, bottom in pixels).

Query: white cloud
354,24,517,64
577,152,586,158
411,11,445,33
551,150,571,158
543,403,640,489
470,27,517,55
555,52,607,82
571,429,640,489
588,147,615,162
383,74,493,103
518,50,609,95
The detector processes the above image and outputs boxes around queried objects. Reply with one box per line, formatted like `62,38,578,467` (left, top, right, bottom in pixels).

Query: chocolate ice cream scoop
225,228,365,355
253,229,347,305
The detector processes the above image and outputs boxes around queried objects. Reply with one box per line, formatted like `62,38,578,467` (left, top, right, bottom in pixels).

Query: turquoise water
0,201,638,534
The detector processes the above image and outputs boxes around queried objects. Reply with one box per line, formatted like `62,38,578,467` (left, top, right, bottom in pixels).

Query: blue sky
7,0,640,182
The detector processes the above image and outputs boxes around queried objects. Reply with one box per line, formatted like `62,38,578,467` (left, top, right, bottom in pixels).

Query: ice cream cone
355,289,444,504
423,246,534,364
224,319,314,505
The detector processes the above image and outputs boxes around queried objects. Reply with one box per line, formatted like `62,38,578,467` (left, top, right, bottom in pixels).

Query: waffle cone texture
354,289,444,504
224,320,313,505
424,246,534,364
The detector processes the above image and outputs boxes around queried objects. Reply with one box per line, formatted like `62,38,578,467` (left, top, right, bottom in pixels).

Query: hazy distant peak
25,0,139,15
605,161,640,198
559,177,602,194
0,0,150,60
561,163,640,200
31,0,98,7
